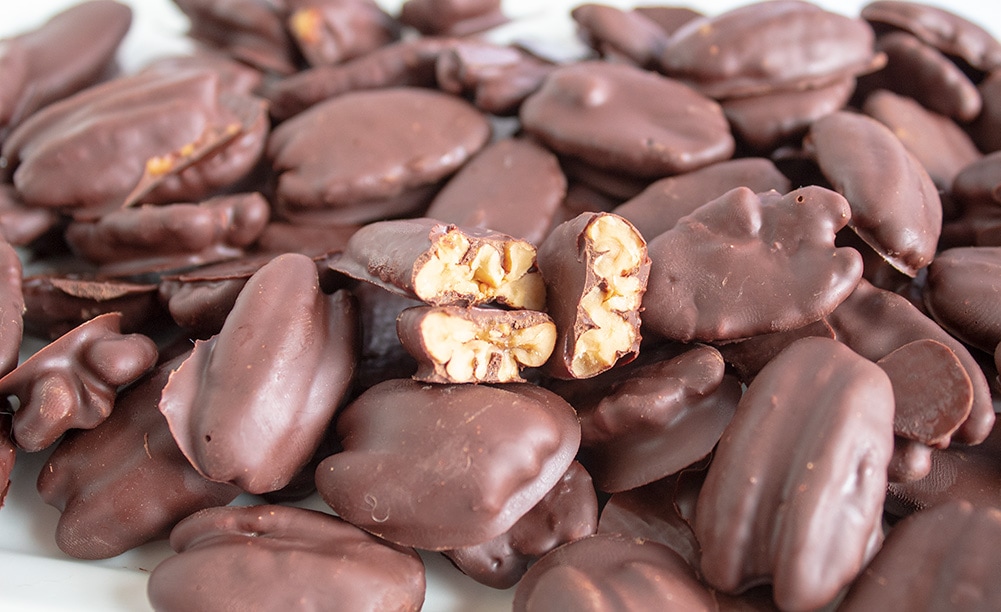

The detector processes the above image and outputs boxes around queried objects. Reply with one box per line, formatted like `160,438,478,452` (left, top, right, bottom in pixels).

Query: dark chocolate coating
924,246,1001,353
520,61,734,178
0,183,60,247
2,69,269,215
351,281,420,392
941,151,1001,248
888,436,934,484
863,88,982,190
571,344,740,493
513,533,717,611
0,1,132,137
140,49,265,96
0,239,23,378
173,0,300,75
841,500,1001,611
642,186,862,343
286,0,399,67
148,505,426,612
22,275,162,340
0,312,158,452
443,461,598,589
570,4,671,69
157,256,268,338
807,110,942,277
0,413,13,508
64,192,271,276
695,336,894,612
714,318,836,384
861,31,982,122
268,87,490,224
37,352,241,559
877,339,973,449
159,254,357,494
434,41,555,116
861,0,1001,72
316,379,581,550
887,416,1001,517
399,0,506,37
972,70,1001,154
632,6,703,36
612,157,791,241
425,137,565,246
827,279,995,446
660,0,878,99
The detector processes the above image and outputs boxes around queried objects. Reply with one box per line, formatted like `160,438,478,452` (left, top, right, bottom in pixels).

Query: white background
2,1,1000,611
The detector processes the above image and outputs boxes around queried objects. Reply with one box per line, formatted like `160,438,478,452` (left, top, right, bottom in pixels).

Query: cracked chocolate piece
841,500,1001,611
0,0,132,138
37,352,242,560
22,275,162,340
434,41,555,116
806,110,942,277
519,61,734,178
612,157,790,241
399,0,506,37
861,0,1001,73
538,212,649,379
160,254,358,495
316,379,580,550
286,0,399,67
554,344,740,493
0,312,158,452
148,505,426,612
513,533,718,611
643,186,862,343
443,461,598,589
827,279,995,446
877,339,973,448
570,4,671,69
268,87,490,225
2,69,269,217
923,246,1001,353
397,305,556,384
64,192,270,277
425,137,565,246
660,0,881,99
329,217,545,310
0,239,23,378
173,0,300,75
696,336,894,612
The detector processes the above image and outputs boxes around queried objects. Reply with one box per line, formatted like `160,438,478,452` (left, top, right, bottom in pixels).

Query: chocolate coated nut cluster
3,0,1001,610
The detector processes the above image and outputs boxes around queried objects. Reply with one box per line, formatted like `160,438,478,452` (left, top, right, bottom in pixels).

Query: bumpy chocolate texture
564,344,741,493
148,505,426,612
397,305,556,384
538,212,650,379
696,336,894,612
923,247,1001,353
1,68,269,216
643,186,862,343
0,0,131,139
329,217,546,310
424,137,566,246
660,0,880,99
399,0,506,37
612,157,791,240
159,253,357,494
434,41,556,116
827,279,995,446
316,379,581,550
285,0,399,67
37,352,241,559
64,192,271,276
0,239,23,378
519,61,734,178
513,533,717,611
22,275,161,339
443,461,598,589
806,110,942,277
268,87,490,224
0,312,158,452
840,500,1001,611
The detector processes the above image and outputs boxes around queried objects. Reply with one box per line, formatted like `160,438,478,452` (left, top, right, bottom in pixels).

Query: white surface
2,0,1001,611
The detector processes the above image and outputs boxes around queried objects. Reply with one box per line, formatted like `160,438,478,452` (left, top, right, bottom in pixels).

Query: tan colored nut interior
413,229,546,310
571,215,646,378
421,311,557,383
288,8,322,45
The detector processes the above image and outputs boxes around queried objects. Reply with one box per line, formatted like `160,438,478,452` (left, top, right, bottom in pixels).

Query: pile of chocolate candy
2,0,1001,609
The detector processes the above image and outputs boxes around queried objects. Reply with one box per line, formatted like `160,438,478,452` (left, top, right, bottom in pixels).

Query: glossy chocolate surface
399,0,506,36
22,275,161,339
316,379,580,550
0,239,23,377
924,246,1001,353
148,504,426,612
286,0,399,67
571,3,671,69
